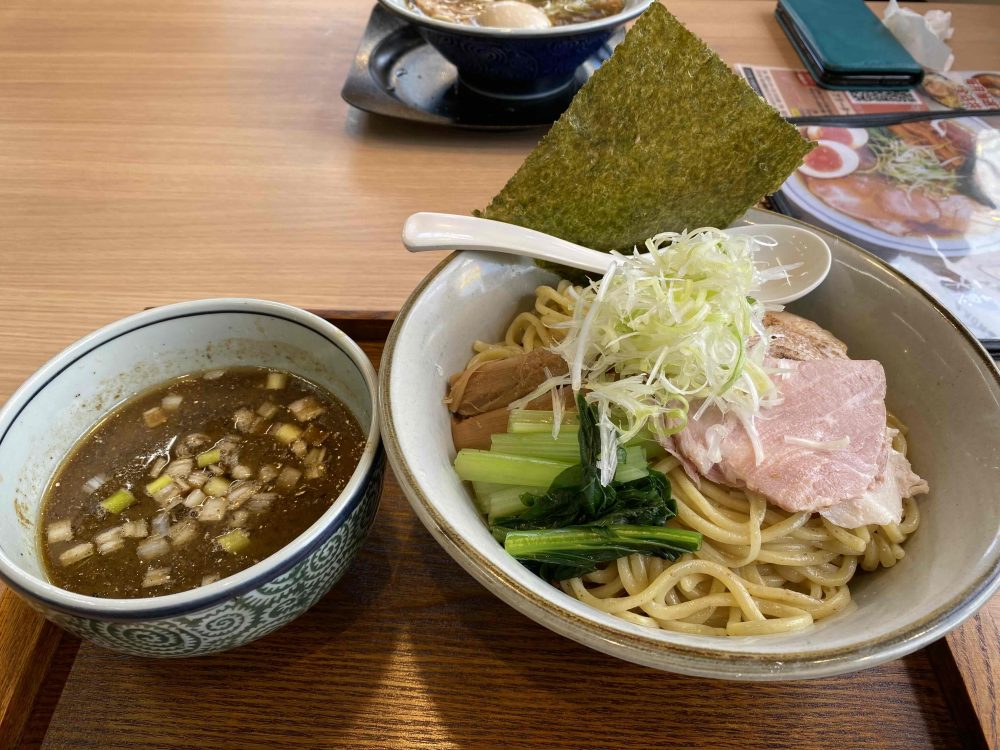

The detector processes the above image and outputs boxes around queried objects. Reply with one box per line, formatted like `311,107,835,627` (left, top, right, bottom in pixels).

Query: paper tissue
883,0,955,72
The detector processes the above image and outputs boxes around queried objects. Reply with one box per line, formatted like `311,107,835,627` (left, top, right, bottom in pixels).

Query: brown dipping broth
409,0,624,26
39,367,365,599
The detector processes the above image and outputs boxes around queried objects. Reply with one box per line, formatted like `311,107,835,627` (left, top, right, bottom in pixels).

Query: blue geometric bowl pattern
36,448,386,657
420,26,613,94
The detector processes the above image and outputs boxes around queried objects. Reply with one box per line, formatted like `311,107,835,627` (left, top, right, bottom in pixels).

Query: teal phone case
775,0,923,90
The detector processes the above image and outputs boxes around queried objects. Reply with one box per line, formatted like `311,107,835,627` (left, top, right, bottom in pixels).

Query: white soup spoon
402,212,832,305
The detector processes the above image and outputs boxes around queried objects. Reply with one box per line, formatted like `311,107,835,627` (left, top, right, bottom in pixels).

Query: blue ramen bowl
378,0,653,97
0,299,385,657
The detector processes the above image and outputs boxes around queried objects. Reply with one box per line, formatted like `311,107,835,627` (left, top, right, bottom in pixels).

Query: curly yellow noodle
468,283,925,636
583,565,619,585
567,463,922,635
461,282,579,369
899,497,920,535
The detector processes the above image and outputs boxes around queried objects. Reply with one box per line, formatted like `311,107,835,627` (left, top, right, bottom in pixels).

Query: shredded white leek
704,424,729,465
82,473,108,495
549,374,564,441
595,400,618,486
551,228,776,479
508,372,573,412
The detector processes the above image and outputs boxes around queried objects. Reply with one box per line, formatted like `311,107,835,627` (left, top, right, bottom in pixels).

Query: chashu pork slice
820,431,929,527
764,311,848,361
674,358,888,513
447,348,567,417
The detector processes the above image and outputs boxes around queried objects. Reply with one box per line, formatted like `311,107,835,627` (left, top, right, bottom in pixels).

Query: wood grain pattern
0,0,997,396
0,0,997,745
0,0,998,378
15,635,78,750
936,612,1000,750
0,595,62,749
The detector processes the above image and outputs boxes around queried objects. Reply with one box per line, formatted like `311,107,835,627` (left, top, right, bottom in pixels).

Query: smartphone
775,0,924,90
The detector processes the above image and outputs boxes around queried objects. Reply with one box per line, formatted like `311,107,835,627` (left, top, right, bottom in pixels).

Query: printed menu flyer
737,66,1000,341
738,66,1000,119
772,116,1000,339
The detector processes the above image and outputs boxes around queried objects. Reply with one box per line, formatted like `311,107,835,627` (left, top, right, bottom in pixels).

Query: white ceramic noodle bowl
381,208,1000,680
403,212,833,305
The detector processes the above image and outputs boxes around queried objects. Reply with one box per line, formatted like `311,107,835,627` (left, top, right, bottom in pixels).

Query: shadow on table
342,105,545,149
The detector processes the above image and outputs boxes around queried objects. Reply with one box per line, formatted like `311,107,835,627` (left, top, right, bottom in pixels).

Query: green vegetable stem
488,393,702,580
505,526,703,581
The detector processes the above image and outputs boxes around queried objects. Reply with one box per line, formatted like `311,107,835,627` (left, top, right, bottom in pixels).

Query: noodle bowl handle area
402,212,833,305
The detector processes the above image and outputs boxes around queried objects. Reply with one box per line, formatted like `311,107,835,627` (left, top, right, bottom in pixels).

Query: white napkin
882,0,955,72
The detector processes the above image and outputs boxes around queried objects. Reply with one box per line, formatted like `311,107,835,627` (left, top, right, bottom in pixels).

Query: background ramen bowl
377,0,653,98
0,299,384,658
379,208,1000,680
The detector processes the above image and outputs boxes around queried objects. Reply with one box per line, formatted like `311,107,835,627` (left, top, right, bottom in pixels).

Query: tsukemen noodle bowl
379,209,1000,680
0,299,384,657
444,226,928,638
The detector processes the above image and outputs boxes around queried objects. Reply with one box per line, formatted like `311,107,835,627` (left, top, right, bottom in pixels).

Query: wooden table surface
1,0,999,748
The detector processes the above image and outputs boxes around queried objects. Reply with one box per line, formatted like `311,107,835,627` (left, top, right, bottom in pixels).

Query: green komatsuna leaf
573,391,609,519
477,3,812,253
490,395,675,533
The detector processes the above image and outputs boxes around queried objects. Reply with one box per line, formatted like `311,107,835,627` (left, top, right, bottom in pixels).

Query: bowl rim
0,298,381,619
378,208,1000,680
376,0,653,38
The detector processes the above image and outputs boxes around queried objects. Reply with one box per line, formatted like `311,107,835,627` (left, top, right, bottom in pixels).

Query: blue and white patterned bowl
377,0,652,97
0,299,384,657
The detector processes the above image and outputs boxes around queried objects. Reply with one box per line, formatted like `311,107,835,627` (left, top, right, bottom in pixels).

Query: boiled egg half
476,1,551,28
805,126,869,149
798,139,861,179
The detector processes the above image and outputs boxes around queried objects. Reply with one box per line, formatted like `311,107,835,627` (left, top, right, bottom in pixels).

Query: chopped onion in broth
39,367,364,599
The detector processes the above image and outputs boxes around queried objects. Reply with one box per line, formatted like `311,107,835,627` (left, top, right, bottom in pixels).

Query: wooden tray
1,312,997,750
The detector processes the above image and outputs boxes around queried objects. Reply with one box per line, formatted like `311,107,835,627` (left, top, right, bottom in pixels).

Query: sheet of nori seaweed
478,3,812,252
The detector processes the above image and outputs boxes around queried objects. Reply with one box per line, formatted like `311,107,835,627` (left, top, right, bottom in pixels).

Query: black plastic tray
340,5,621,130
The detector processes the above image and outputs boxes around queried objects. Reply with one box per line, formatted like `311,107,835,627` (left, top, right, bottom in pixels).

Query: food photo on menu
774,115,1000,339
739,62,1000,341
1,0,1000,747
